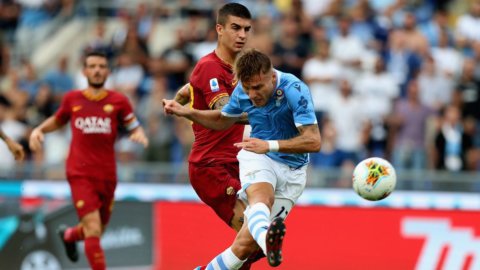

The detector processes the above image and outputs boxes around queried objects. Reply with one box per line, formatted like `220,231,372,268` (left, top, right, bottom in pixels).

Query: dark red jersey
188,51,244,164
55,90,139,180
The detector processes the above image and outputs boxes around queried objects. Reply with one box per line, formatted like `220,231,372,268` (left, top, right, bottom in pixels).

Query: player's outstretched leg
266,217,286,267
57,224,79,262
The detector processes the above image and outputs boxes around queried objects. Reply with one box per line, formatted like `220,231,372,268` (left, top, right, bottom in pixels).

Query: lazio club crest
275,89,284,106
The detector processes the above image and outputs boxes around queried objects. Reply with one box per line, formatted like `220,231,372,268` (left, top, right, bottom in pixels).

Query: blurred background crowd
0,0,479,186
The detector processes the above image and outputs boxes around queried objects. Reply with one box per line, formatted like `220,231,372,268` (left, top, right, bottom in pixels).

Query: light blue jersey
222,70,317,168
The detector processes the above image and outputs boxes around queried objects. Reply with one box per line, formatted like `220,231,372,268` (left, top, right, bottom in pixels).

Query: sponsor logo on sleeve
210,78,220,92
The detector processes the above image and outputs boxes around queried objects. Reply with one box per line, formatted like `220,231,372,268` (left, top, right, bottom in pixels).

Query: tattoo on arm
212,96,230,110
175,84,191,105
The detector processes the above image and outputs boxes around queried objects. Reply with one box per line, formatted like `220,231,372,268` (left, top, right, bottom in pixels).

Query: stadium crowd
1,0,480,180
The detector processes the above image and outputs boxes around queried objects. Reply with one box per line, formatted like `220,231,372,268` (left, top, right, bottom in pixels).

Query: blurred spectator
132,2,156,43
302,40,341,123
433,105,473,171
455,0,480,54
25,83,54,126
83,19,116,61
355,56,399,157
326,79,367,167
453,58,480,149
271,13,309,78
0,0,20,43
247,15,274,55
390,79,434,170
420,9,451,48
110,52,144,102
18,60,41,102
14,0,58,57
329,15,367,80
154,29,193,92
136,75,174,162
417,55,453,112
431,30,464,79
190,26,217,62
42,55,74,104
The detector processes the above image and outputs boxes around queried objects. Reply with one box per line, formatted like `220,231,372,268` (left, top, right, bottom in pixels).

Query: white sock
205,247,246,270
246,202,270,254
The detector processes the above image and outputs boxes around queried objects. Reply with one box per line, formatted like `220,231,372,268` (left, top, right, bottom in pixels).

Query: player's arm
0,128,25,160
234,124,321,154
163,99,238,130
174,83,191,105
29,116,64,152
212,96,249,124
128,126,149,147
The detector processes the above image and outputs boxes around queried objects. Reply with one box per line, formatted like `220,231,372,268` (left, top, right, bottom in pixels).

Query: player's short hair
234,49,272,82
83,50,108,67
217,3,251,26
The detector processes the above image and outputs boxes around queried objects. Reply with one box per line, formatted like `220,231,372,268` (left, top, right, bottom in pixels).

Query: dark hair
234,49,272,82
83,50,108,67
217,3,251,26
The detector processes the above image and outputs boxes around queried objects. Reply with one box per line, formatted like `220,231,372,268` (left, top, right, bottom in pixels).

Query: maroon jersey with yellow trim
55,90,138,180
188,51,244,164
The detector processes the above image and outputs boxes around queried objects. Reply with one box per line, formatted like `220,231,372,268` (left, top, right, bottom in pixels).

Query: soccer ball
352,157,396,201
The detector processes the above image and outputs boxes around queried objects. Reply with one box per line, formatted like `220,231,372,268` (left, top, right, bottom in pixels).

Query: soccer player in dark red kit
173,3,263,268
29,51,148,270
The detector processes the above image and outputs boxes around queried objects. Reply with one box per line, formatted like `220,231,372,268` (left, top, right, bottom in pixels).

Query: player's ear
216,23,223,35
271,69,277,85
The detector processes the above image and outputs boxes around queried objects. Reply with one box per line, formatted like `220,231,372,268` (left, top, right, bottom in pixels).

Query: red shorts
67,176,117,225
189,162,241,226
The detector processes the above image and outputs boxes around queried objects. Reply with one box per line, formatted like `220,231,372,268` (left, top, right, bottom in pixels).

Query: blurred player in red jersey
173,3,263,268
29,51,148,270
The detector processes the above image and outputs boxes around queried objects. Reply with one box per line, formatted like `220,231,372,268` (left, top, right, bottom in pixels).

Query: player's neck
85,87,106,95
215,47,236,66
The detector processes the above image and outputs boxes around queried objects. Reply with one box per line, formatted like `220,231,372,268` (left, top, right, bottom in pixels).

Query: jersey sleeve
54,92,72,125
221,85,243,117
118,95,140,131
190,61,230,109
286,81,318,127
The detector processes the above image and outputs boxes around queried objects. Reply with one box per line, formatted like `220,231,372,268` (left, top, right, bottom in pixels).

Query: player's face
83,56,109,89
242,70,276,107
217,15,252,53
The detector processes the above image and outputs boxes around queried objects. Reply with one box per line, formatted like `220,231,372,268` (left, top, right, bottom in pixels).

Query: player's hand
29,128,44,152
162,99,187,116
234,138,269,154
5,139,25,161
129,127,149,148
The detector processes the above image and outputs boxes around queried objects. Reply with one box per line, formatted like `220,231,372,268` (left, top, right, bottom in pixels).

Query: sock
84,237,106,270
205,247,246,270
64,225,84,242
246,203,270,255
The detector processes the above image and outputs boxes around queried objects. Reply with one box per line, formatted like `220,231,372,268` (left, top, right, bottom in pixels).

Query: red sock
84,237,106,270
64,226,85,242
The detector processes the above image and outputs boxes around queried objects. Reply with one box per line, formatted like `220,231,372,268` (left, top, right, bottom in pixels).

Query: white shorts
237,149,307,219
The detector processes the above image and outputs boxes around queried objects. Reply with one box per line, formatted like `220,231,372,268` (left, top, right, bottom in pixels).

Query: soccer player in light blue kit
163,49,321,269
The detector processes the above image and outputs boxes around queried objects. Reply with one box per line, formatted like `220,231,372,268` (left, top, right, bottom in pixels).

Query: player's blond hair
234,49,272,82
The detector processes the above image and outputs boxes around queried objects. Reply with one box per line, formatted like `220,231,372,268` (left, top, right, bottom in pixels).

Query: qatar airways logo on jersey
74,116,112,134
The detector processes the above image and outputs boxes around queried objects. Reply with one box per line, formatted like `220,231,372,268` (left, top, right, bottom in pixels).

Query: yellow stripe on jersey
189,84,194,109
208,93,229,109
